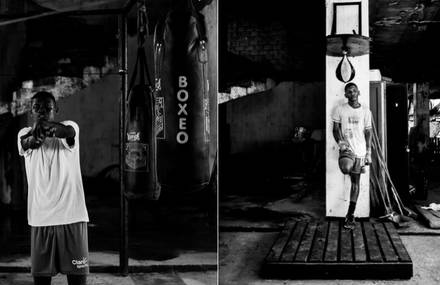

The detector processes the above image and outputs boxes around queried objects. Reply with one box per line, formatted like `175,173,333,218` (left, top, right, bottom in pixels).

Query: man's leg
67,275,86,285
33,276,51,285
31,226,57,281
338,157,354,174
57,222,89,279
348,173,361,215
344,172,361,230
344,155,363,229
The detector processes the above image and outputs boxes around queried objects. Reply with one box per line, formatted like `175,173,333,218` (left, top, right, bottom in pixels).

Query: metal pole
118,13,129,276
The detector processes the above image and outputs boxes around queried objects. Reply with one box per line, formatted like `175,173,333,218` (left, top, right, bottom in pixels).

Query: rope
335,113,410,217
370,118,410,215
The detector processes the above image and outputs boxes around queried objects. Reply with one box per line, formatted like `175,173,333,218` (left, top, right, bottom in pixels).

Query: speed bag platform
154,1,211,192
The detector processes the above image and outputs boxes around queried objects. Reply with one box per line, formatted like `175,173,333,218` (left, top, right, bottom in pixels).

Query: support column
415,83,430,137
412,82,429,200
118,13,129,276
326,0,370,217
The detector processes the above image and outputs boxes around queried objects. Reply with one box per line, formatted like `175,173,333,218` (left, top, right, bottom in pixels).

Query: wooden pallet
262,220,413,279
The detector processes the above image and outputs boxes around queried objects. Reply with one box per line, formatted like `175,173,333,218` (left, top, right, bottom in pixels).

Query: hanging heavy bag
154,0,211,192
124,46,160,200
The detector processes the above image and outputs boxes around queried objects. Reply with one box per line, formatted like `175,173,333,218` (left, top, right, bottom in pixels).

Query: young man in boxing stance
332,83,372,230
18,91,89,285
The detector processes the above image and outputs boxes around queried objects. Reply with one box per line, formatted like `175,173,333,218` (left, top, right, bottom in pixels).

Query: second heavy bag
124,47,160,200
154,0,210,192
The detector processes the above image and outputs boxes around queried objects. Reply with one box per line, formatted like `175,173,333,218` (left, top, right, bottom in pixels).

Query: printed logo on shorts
72,257,88,268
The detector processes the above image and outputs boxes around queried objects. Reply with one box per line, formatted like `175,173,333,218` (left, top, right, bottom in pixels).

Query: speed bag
124,84,160,200
154,4,210,192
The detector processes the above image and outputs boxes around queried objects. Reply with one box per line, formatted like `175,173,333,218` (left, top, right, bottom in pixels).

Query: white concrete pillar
326,0,370,217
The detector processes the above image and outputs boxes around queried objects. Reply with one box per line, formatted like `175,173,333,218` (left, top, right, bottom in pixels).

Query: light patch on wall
218,79,276,104
335,4,360,34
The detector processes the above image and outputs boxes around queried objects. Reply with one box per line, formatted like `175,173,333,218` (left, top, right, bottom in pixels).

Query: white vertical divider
325,0,370,217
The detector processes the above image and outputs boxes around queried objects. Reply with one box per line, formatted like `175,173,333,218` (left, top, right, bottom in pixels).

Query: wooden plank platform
262,220,413,279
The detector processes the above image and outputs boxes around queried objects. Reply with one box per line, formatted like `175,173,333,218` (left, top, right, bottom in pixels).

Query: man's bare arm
365,128,372,163
20,131,43,151
365,128,372,151
333,122,343,143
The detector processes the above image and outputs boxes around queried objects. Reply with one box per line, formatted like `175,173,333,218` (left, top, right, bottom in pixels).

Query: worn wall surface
56,74,120,177
0,23,26,103
225,82,324,154
227,20,291,73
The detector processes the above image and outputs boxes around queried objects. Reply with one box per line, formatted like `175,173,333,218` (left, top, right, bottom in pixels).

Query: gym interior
0,0,217,280
219,0,440,282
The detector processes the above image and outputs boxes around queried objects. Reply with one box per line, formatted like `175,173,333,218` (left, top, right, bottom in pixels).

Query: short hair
32,91,56,104
344,82,358,91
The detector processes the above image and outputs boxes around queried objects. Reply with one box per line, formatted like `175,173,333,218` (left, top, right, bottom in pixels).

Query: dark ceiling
0,0,213,101
0,0,192,80
220,0,440,85
2,0,440,85
370,0,440,83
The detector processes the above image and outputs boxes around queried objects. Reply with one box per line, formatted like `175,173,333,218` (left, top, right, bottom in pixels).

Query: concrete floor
219,174,440,284
0,181,217,284
0,271,217,285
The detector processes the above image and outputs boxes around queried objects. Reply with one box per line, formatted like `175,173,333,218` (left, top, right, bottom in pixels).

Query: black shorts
31,222,89,276
350,157,365,174
339,149,365,174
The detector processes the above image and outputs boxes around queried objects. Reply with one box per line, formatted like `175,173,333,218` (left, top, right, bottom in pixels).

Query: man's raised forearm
21,132,42,151
41,121,75,139
53,122,75,139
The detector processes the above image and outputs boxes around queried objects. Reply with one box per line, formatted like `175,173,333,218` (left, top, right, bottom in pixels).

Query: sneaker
344,215,356,230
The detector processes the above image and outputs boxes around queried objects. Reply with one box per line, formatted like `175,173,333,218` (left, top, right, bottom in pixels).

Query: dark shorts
350,158,365,174
31,222,89,276
339,149,365,175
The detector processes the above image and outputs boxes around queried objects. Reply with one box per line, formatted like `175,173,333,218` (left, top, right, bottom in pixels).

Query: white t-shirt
332,103,372,158
17,120,89,226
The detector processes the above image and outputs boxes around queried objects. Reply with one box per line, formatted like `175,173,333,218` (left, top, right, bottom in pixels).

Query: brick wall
227,20,292,72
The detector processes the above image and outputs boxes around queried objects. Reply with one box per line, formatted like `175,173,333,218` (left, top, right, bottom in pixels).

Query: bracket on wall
332,2,362,35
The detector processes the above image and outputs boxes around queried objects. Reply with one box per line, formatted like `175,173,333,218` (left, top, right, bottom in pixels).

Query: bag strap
139,46,152,87
128,50,140,92
187,0,207,42
128,47,152,91
128,1,153,94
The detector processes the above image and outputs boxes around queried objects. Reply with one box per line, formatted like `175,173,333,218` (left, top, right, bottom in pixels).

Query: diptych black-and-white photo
2,0,440,284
